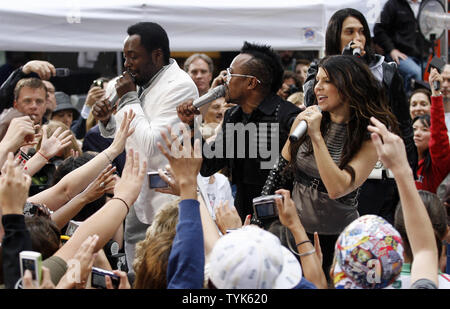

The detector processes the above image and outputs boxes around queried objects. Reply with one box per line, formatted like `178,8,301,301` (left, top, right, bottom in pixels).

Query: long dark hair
288,55,398,184
325,8,376,64
412,114,432,172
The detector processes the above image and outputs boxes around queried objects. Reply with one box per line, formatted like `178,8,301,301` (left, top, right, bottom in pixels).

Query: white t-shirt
197,173,234,220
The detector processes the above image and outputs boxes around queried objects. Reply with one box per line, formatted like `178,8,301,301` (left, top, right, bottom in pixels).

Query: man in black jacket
177,42,300,221
373,0,430,95
0,60,56,114
303,8,417,224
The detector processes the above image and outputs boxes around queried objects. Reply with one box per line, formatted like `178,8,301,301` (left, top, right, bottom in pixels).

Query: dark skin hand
92,99,116,126
92,71,136,125
176,99,199,126
115,71,136,98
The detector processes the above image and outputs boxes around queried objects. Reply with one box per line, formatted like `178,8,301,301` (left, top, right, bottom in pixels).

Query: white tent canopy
0,0,387,52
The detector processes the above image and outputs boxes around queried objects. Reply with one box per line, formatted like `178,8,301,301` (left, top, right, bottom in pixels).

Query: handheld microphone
289,106,322,143
193,85,226,109
108,94,119,108
342,41,361,57
109,70,137,107
352,47,361,57
289,120,307,142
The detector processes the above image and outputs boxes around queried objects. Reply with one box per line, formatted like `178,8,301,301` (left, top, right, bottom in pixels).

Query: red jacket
415,95,450,193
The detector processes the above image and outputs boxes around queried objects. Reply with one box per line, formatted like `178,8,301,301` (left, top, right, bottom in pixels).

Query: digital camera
19,251,42,287
252,194,283,220
148,171,169,189
91,267,120,289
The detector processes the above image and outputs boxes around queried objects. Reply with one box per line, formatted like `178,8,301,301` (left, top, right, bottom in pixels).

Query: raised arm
50,165,116,229
368,116,438,286
0,116,37,168
0,60,55,112
428,69,450,174
275,189,327,289
53,148,147,264
23,126,72,176
0,152,33,288
157,128,205,288
27,110,135,210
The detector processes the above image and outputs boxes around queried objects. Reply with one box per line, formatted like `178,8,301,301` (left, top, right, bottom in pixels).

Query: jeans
397,56,422,94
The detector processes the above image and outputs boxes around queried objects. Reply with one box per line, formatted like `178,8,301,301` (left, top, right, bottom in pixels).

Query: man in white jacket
93,22,198,272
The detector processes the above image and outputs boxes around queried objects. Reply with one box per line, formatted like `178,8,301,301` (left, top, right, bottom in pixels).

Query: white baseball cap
208,225,302,289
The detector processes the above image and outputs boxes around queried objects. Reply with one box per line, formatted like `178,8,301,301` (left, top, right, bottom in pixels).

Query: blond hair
133,198,180,277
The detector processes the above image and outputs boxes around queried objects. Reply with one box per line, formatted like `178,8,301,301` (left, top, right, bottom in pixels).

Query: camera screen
149,174,169,188
22,259,37,280
92,272,107,289
255,202,276,218
91,271,119,289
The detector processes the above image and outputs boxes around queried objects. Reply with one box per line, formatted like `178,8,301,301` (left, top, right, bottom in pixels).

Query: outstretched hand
157,126,202,199
367,117,410,175
108,110,135,157
63,234,99,289
81,165,117,204
0,152,32,215
113,148,147,208
1,116,38,152
38,126,73,160
214,200,245,234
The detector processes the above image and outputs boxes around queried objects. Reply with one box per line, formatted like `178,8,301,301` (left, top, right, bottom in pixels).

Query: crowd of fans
0,3,449,292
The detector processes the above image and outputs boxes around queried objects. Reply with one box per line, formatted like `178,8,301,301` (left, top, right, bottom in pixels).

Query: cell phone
91,267,120,289
252,194,283,220
55,68,70,77
92,79,104,89
428,57,445,90
148,171,169,189
19,251,42,287
65,220,82,237
19,149,31,162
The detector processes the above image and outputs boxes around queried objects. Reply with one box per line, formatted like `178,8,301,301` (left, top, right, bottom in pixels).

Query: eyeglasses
226,68,261,84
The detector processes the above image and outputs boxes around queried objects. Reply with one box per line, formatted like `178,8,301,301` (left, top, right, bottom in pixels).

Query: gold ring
99,182,105,188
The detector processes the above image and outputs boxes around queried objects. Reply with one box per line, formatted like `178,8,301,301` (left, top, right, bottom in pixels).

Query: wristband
296,240,311,247
37,151,49,161
111,197,129,213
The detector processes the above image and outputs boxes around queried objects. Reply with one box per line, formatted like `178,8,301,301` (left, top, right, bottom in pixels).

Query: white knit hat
208,225,302,289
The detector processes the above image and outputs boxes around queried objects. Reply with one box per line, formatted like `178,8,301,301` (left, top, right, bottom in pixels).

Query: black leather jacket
303,55,418,175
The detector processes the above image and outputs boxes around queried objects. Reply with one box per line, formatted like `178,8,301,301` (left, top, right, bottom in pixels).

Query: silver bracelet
298,248,316,257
